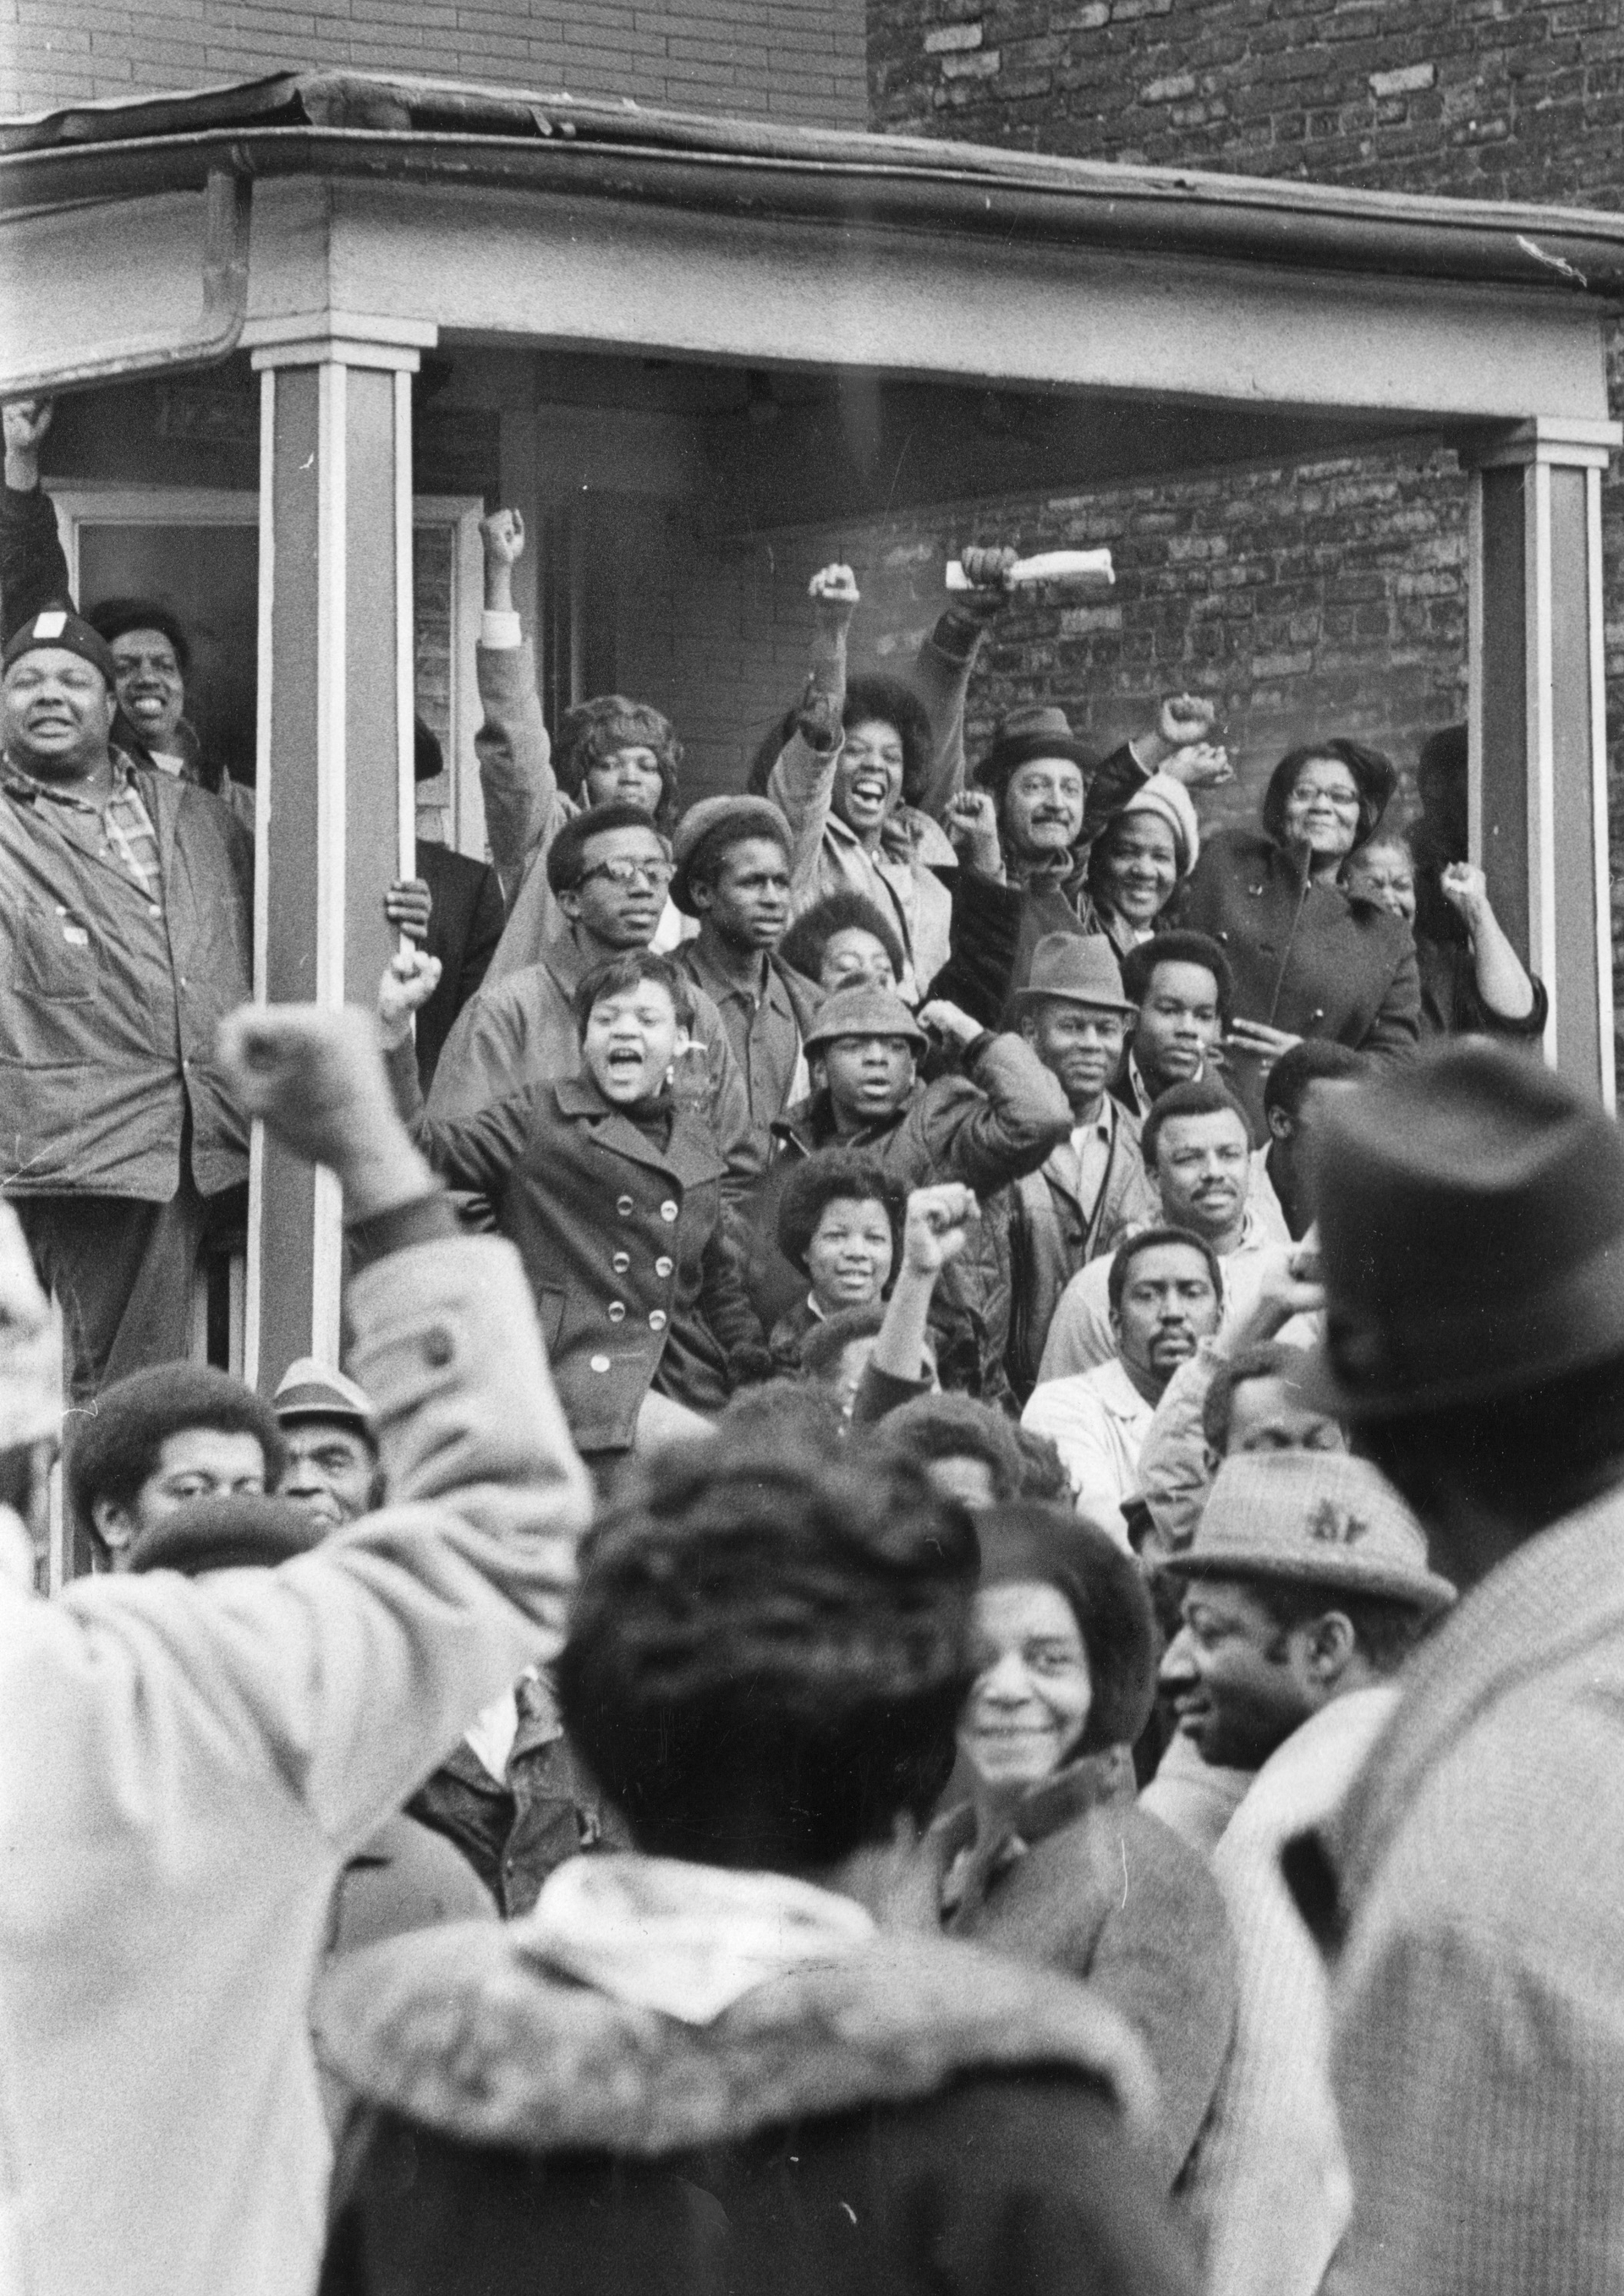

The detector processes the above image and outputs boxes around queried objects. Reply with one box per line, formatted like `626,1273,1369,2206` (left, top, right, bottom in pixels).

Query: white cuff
480,610,522,649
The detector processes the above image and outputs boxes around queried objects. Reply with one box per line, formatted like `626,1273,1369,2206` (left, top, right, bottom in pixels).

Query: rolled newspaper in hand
946,548,1114,593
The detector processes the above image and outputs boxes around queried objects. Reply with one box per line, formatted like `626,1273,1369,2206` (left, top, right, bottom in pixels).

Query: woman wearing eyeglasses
423,803,760,1201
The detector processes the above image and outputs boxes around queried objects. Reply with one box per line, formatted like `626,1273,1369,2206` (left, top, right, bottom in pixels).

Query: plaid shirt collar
3,750,162,896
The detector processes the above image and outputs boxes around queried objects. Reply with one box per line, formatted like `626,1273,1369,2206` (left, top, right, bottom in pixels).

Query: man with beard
1004,934,1159,1395
670,794,822,1161
1023,1226,1222,1542
1039,1081,1296,1380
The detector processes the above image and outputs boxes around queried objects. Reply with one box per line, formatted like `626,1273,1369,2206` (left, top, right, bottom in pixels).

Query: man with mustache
928,691,1228,1028
1037,1080,1298,1381
1023,1225,1223,1543
0,606,252,1400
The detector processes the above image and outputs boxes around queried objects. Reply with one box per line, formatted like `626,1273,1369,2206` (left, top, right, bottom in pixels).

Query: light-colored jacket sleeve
769,726,841,912
15,1234,589,1867
475,639,558,907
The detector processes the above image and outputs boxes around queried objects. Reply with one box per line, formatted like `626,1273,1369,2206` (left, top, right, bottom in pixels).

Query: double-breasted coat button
616,1195,634,1218
655,1256,673,1278
1310,1008,1325,1023
607,1301,626,1323
612,1252,631,1274
590,1354,611,1373
423,1328,455,1369
649,1310,668,1332
659,1200,678,1223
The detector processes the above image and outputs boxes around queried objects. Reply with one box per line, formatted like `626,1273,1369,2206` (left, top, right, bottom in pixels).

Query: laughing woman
1178,737,1420,1131
381,947,766,1464
767,565,960,1000
934,1503,1237,2190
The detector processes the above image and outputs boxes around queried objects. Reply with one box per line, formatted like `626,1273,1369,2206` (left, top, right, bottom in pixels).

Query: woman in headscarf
934,1502,1237,2190
1177,737,1419,1131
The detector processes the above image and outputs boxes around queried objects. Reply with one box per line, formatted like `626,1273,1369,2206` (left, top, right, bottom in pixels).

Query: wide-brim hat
668,795,792,916
1007,932,1135,1020
275,1356,377,1439
1161,1449,1455,1614
129,1494,322,1579
974,703,1093,797
801,983,929,1055
1298,1039,1624,1422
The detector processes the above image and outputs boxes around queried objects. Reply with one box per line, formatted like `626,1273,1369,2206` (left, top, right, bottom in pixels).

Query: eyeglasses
577,857,675,890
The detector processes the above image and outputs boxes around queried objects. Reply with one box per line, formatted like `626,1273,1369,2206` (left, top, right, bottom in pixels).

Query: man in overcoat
1287,1041,1624,2293
0,606,251,1395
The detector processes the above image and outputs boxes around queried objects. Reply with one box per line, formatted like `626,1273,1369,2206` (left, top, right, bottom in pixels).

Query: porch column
1468,415,1621,1110
244,315,437,1389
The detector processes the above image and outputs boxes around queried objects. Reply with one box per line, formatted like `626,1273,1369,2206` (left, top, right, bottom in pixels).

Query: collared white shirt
1021,1356,1155,1547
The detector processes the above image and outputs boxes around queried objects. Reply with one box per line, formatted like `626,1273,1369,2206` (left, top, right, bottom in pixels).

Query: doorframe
53,487,489,858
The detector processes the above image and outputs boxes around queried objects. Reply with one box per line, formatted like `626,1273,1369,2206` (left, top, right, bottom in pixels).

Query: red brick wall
0,0,867,124
869,0,1624,978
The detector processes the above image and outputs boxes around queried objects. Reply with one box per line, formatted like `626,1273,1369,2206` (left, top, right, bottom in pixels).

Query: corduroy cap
274,1357,377,1439
128,1493,322,1579
3,608,119,689
1008,933,1134,1019
1300,1039,1624,1420
668,795,791,915
975,702,1093,798
802,982,929,1054
1162,1449,1455,1614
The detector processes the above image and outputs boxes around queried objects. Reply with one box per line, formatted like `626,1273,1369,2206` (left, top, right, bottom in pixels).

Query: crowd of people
0,385,1618,2296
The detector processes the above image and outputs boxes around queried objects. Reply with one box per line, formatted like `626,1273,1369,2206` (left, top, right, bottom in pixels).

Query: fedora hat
801,983,929,1055
1300,1039,1624,1422
1008,933,1135,1021
668,795,792,916
1162,1450,1455,1614
974,703,1094,797
274,1356,377,1441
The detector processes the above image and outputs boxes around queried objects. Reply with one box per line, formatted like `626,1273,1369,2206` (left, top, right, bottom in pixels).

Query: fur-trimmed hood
315,1854,1159,2158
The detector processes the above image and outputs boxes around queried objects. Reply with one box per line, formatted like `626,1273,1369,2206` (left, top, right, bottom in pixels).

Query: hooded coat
315,1855,1196,2296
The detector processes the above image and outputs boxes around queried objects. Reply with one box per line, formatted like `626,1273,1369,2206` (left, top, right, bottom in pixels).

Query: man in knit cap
0,605,252,1398
1160,1449,1452,2296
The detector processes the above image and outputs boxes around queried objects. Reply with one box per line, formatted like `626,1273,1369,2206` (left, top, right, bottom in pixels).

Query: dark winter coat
405,1067,765,1452
315,1919,1195,2296
1178,827,1420,1129
936,1751,1238,2190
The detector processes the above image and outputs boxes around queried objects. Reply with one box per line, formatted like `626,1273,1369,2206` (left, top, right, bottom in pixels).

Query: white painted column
1468,415,1621,1109
244,315,436,1388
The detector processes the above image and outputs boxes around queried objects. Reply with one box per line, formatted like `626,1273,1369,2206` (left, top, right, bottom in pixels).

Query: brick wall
869,0,1624,993
0,0,868,124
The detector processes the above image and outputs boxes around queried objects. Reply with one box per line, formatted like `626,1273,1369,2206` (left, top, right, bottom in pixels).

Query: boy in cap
670,793,823,1158
1284,1040,1624,2294
1161,1449,1450,2296
765,984,1071,1401
1005,933,1160,1395
0,603,253,1400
